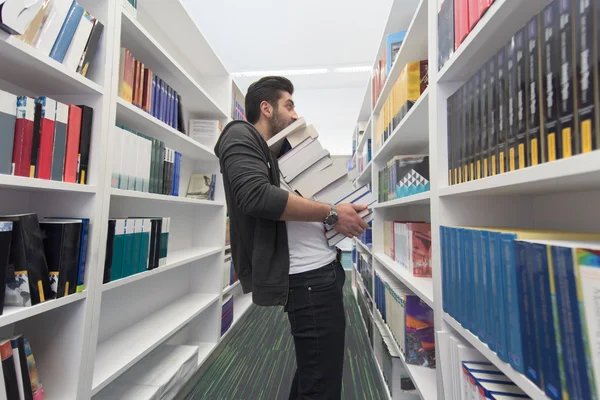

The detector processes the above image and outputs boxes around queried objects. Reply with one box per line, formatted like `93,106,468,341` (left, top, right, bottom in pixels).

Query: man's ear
260,101,272,119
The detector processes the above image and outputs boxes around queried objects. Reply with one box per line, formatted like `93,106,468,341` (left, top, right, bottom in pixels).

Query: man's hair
245,76,294,124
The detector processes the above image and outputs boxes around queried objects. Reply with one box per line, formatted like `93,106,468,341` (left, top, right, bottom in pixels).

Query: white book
266,117,306,154
127,130,137,191
63,11,95,71
0,0,44,35
286,124,319,148
11,341,24,400
111,126,123,188
134,135,144,192
313,176,355,204
279,138,324,177
283,149,329,183
477,382,524,398
287,155,332,191
293,162,347,199
118,129,129,189
34,0,72,55
325,208,372,240
278,136,315,165
143,137,152,193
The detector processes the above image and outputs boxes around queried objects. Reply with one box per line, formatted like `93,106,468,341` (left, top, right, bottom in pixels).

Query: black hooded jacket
214,120,291,306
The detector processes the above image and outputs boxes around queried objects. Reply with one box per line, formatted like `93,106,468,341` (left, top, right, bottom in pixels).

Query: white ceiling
182,0,393,79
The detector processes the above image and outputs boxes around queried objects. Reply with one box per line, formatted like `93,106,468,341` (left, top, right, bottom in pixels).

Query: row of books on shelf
355,252,372,296
102,217,170,284
0,335,44,400
351,121,367,157
439,329,533,399
378,155,430,203
118,48,185,134
222,254,237,290
266,118,374,246
372,318,418,399
111,124,181,196
232,90,246,121
375,60,428,152
355,138,372,176
440,225,600,399
96,344,199,400
0,213,88,312
372,30,408,107
221,294,234,336
1,0,104,78
374,269,435,369
438,0,495,71
357,222,372,248
383,221,432,278
355,281,373,340
0,91,93,183
447,0,600,186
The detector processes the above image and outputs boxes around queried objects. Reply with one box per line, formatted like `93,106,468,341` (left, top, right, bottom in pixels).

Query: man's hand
335,204,370,238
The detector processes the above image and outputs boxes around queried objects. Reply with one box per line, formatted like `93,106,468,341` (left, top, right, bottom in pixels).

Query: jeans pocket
305,264,336,292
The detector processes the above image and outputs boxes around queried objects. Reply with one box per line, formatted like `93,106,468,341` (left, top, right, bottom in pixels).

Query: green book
110,219,126,281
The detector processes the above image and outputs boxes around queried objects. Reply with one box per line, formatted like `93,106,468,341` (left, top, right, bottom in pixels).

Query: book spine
110,220,125,281
497,47,509,175
77,105,93,184
515,27,529,170
49,3,84,62
103,220,115,283
51,102,69,181
12,97,35,177
480,65,488,179
0,90,16,175
557,0,577,159
76,219,89,292
63,11,94,71
36,97,57,180
576,0,597,153
542,1,561,162
490,232,508,362
30,101,42,178
64,105,82,183
473,72,482,180
77,20,104,77
527,15,543,167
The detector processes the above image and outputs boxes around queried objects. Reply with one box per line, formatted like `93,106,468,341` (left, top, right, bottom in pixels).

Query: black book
527,15,543,166
12,336,32,400
479,65,488,179
0,214,51,306
30,102,42,178
0,222,11,315
487,55,497,177
497,47,509,175
40,220,82,298
507,37,518,173
575,0,597,153
558,0,576,158
447,94,454,185
515,27,529,170
177,94,186,135
542,1,561,162
456,88,464,184
462,84,470,182
0,340,19,400
473,73,482,179
103,219,116,283
77,20,104,77
76,105,93,184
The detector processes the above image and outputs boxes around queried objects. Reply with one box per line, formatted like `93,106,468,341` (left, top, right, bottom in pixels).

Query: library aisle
178,272,388,400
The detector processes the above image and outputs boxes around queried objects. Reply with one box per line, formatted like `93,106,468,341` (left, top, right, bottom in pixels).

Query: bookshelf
351,0,600,399
0,0,252,398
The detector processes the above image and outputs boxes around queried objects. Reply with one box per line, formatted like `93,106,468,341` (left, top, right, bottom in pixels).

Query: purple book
405,295,435,368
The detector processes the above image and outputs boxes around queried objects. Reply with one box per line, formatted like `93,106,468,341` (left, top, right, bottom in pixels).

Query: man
215,76,369,400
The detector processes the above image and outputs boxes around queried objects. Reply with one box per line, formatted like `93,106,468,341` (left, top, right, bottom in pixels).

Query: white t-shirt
281,185,336,275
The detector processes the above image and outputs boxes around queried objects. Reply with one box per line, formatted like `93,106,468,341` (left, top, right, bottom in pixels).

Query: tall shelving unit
0,0,251,398
351,0,600,399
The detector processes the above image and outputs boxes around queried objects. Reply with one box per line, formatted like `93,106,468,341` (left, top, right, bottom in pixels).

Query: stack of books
111,124,182,196
2,0,104,77
118,48,185,134
0,213,89,312
0,91,93,184
440,225,600,398
374,268,436,368
221,295,234,336
103,217,170,284
267,118,376,247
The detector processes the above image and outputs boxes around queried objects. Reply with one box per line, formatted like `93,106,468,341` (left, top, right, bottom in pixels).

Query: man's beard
269,110,292,135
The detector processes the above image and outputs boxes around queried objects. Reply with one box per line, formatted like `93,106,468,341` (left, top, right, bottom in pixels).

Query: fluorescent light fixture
231,66,370,77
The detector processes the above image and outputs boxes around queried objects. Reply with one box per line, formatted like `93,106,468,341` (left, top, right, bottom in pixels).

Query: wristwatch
323,204,338,227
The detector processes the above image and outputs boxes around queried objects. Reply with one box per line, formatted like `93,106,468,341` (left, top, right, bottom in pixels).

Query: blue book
168,87,174,127
482,231,495,347
450,227,459,319
386,30,408,75
465,229,474,331
151,76,157,117
529,242,561,399
161,82,168,124
501,233,525,373
173,90,179,130
440,227,448,313
490,232,508,362
552,245,594,400
157,79,163,122
50,2,84,62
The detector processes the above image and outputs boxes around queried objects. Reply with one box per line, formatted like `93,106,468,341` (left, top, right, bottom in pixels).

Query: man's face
269,91,298,135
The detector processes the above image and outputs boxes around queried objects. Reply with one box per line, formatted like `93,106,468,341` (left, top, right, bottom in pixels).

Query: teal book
110,220,126,282
159,217,170,266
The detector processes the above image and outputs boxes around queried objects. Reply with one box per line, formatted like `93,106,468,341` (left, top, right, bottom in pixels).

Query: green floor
180,273,387,400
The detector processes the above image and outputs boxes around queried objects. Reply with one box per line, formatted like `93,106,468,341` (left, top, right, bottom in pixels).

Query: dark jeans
284,260,346,400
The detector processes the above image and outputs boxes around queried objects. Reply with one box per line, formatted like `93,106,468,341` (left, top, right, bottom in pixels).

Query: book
103,219,116,283
0,0,44,35
0,90,16,175
0,222,12,315
30,101,42,179
189,120,220,147
63,105,81,183
39,219,81,298
22,339,43,400
33,0,73,55
497,47,509,175
312,176,355,204
542,1,561,162
51,102,68,181
386,30,407,73
266,117,307,154
558,0,576,159
76,17,103,77
291,162,347,199
186,174,216,200
76,105,92,184
10,337,27,400
514,27,528,170
35,97,57,180
49,1,84,63
0,340,18,400
109,219,126,282
454,0,470,50
63,9,94,71
12,96,35,177
159,217,170,266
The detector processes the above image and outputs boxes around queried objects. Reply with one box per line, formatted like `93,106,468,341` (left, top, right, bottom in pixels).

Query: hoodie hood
214,120,262,158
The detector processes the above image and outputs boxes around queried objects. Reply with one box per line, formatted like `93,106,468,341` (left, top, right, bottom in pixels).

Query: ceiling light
231,66,371,77
332,66,371,73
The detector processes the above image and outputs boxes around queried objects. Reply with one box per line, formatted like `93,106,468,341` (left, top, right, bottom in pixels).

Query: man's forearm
280,192,330,222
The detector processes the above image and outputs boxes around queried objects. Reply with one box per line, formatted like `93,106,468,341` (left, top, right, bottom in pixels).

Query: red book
138,63,145,109
12,97,35,177
64,105,82,183
454,0,470,50
479,0,493,18
468,0,481,30
132,60,139,107
143,68,153,112
36,97,57,180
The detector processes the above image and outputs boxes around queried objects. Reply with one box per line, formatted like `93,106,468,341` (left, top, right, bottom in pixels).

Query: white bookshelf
0,0,253,398
350,0,600,399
